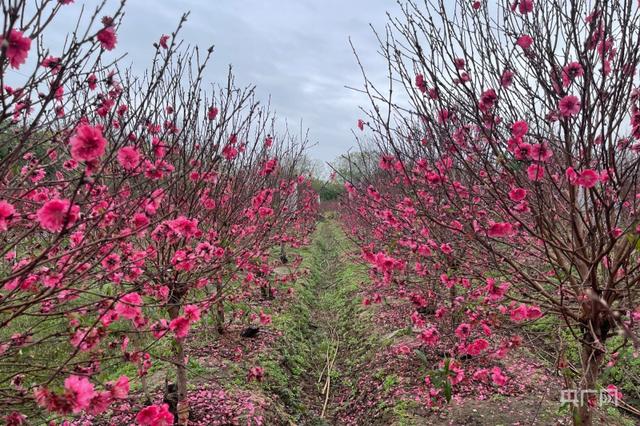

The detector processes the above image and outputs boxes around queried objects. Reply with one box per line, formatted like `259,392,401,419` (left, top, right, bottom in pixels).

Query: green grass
255,244,316,415
253,218,386,421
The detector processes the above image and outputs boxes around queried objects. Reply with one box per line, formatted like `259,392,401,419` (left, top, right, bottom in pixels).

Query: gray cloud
116,0,400,163
15,1,401,164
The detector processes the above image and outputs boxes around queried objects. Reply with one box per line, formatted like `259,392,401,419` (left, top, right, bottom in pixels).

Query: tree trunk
168,304,189,425
574,343,604,426
216,280,224,334
261,282,273,300
573,313,608,426
174,337,189,425
279,240,288,264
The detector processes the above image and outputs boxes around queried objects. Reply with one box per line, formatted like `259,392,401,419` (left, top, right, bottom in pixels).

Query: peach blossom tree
0,1,317,424
340,0,640,424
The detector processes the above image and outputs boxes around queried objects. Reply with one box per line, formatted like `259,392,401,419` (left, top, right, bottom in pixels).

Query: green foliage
311,178,344,202
259,358,300,405
391,399,422,425
382,374,399,392
259,218,386,422
600,336,640,405
256,246,316,414
424,357,452,403
604,407,636,426
331,150,379,184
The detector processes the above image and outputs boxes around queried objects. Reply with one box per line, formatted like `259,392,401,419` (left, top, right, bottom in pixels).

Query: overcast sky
48,0,403,164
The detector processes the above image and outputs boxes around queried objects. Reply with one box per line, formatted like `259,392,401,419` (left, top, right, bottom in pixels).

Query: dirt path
295,219,369,425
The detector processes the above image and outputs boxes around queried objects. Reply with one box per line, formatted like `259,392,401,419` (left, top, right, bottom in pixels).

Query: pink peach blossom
0,29,31,69
69,124,107,162
558,95,581,117
37,199,79,232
